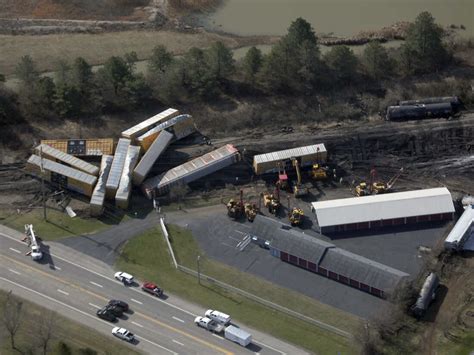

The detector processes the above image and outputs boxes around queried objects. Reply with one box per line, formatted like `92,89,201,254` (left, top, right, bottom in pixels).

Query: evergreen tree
207,41,234,82
362,41,394,79
243,46,263,84
148,45,174,75
324,45,358,84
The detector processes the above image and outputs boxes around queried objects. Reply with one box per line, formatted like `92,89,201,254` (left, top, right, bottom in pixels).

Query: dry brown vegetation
0,0,151,20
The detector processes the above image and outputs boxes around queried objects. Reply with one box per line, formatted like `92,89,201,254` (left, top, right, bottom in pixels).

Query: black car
105,304,124,317
96,307,116,322
108,300,129,312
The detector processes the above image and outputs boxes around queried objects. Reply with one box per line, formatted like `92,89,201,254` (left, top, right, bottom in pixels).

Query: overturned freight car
398,96,463,110
142,144,240,198
385,102,455,121
411,272,439,318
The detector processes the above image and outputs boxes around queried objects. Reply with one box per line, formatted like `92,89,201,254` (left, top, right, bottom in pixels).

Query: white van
205,309,231,325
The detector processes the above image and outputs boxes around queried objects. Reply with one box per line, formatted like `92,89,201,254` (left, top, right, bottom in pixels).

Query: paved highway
0,225,308,355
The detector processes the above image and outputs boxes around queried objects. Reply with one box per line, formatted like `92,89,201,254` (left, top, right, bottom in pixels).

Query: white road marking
88,303,101,309
57,289,69,296
253,340,287,355
8,268,21,275
54,266,61,270
172,339,184,346
136,336,178,355
89,281,103,288
227,235,241,242
211,334,223,340
172,316,185,323
234,229,248,234
0,231,196,317
131,298,143,305
131,321,144,328
9,247,21,254
0,277,176,354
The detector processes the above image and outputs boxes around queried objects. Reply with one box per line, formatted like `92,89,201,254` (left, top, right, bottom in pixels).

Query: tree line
0,11,454,124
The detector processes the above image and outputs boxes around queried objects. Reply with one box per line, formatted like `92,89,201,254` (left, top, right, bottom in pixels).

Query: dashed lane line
57,289,69,296
132,321,144,328
131,298,143,305
8,268,21,275
89,281,103,288
9,247,21,254
172,316,185,323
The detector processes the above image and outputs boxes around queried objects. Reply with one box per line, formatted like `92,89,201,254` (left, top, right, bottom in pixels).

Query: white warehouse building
311,187,455,234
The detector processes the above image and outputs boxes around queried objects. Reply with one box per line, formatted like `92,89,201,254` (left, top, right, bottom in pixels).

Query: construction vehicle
23,224,43,261
292,158,308,197
276,163,290,191
287,197,304,226
354,168,404,196
310,147,331,181
244,203,258,222
226,190,244,219
262,187,280,215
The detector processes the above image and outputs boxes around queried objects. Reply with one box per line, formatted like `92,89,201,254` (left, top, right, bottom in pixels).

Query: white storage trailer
35,144,99,176
116,146,141,209
224,325,252,347
133,130,174,185
444,205,474,251
121,108,179,141
90,155,114,216
205,309,231,325
105,138,131,199
253,143,327,175
142,144,240,198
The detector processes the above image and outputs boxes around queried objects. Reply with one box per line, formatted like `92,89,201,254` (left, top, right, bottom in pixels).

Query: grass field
0,290,139,355
0,30,243,77
0,208,121,240
116,226,361,354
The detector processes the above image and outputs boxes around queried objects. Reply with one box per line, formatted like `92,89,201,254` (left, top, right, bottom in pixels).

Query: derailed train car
411,272,439,318
398,96,463,110
386,102,454,121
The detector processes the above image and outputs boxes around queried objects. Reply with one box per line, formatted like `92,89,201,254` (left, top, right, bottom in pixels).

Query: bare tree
37,310,56,355
2,291,23,351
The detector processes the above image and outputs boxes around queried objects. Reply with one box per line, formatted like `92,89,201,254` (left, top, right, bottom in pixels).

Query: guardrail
159,217,352,339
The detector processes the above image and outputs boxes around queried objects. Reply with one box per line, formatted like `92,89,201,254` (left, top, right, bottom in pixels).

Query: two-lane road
0,227,308,355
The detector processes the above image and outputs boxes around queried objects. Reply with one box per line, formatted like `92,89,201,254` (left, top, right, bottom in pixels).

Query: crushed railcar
385,102,454,121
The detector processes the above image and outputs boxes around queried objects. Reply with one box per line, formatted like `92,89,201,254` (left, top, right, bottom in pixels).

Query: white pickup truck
205,309,231,325
194,316,225,333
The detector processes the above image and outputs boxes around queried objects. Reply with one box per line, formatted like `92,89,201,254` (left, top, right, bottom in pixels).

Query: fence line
160,218,352,339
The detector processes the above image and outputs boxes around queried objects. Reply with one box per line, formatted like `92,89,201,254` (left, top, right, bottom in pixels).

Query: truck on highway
194,316,225,333
24,224,43,261
224,325,252,347
205,309,231,325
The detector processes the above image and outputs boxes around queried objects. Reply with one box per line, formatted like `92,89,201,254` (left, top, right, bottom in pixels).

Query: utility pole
39,146,47,221
197,255,201,285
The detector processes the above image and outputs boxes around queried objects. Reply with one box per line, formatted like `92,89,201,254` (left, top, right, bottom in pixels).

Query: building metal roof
249,215,409,292
90,155,113,208
133,130,173,184
106,138,131,191
35,144,99,176
319,248,408,291
138,114,193,141
142,144,240,197
253,144,326,165
27,155,97,185
121,108,178,139
116,146,141,202
312,187,455,228
445,205,474,250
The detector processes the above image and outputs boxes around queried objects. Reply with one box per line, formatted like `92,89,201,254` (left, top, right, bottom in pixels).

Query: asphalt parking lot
172,202,450,319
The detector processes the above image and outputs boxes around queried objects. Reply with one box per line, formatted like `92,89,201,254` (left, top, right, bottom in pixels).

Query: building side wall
275,249,387,298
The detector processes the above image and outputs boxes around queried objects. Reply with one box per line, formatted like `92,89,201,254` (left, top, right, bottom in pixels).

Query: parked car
141,282,163,297
105,304,124,317
108,300,129,312
114,272,134,285
96,307,116,322
112,327,135,342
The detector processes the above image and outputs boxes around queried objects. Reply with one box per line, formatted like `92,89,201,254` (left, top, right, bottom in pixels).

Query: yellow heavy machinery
310,147,331,181
244,203,258,222
226,190,244,219
276,162,290,191
288,207,304,226
262,187,281,215
292,158,308,197
354,168,404,197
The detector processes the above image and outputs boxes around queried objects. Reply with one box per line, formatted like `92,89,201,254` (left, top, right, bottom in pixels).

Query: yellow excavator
226,190,244,219
354,168,404,197
310,146,331,181
262,187,281,215
292,158,308,197
244,202,258,222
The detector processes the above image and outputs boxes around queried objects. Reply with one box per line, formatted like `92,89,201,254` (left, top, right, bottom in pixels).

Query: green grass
0,290,140,355
0,208,119,240
116,226,361,354
438,330,474,355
